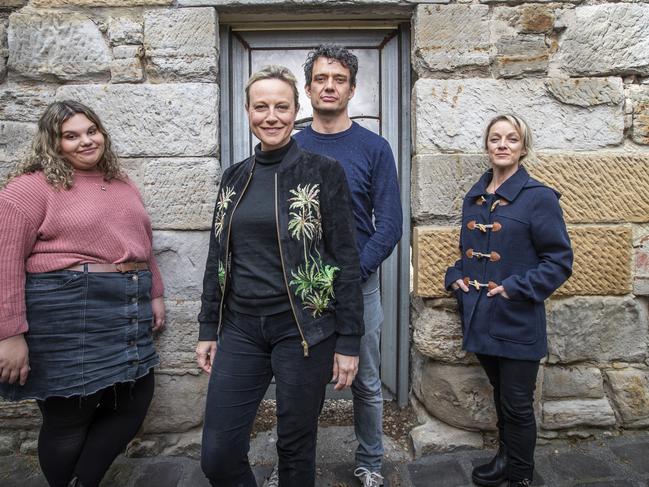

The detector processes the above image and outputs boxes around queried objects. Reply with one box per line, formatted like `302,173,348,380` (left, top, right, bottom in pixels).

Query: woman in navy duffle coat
445,115,572,487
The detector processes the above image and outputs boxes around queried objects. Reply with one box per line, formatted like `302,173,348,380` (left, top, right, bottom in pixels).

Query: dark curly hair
303,44,358,87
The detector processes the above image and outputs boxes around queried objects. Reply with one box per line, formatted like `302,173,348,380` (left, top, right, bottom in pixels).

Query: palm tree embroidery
288,184,339,317
214,186,236,239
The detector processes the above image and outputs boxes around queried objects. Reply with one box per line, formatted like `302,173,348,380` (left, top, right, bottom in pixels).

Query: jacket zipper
216,161,255,335
275,173,310,357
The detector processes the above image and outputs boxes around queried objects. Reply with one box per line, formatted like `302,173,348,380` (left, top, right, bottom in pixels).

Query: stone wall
411,1,649,453
0,0,648,458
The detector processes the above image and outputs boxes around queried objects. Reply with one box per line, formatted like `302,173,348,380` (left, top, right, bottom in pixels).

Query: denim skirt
0,268,159,401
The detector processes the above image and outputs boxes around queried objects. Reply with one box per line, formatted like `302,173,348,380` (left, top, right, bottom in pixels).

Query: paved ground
2,427,649,486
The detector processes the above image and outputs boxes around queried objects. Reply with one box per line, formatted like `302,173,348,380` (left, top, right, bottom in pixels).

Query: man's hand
196,340,217,374
151,296,166,332
0,335,29,385
332,353,359,390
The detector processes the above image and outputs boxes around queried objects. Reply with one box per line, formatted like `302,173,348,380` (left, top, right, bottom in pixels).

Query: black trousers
476,354,539,482
201,308,335,487
36,371,154,487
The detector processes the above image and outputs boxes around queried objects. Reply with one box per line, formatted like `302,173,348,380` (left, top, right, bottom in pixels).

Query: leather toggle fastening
466,249,501,262
476,195,487,206
463,277,497,291
467,220,502,233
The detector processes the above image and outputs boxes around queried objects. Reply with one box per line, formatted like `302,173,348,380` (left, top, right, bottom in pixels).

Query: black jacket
198,141,364,356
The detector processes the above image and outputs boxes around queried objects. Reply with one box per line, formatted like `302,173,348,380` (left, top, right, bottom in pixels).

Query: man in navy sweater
295,44,402,487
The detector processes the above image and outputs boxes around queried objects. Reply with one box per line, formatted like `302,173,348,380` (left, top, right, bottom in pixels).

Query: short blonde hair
483,114,533,162
245,65,300,110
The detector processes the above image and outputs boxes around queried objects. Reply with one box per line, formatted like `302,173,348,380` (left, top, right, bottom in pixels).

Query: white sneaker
354,467,384,487
262,464,279,487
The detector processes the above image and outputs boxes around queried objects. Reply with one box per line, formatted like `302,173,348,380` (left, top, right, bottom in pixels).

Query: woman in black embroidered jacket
196,65,363,487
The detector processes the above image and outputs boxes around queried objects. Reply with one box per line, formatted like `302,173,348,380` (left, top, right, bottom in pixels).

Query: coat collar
466,166,544,202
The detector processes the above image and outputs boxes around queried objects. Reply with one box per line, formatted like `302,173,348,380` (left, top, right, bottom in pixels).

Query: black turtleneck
226,139,294,316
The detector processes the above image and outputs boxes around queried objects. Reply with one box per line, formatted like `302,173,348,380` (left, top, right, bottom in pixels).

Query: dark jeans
36,371,155,487
476,354,539,482
201,308,335,487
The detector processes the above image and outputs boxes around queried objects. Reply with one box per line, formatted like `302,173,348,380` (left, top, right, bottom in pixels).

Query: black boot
472,441,508,486
509,480,531,487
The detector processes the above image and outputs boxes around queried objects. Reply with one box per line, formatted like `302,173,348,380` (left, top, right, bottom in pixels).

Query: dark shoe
68,478,84,487
509,480,531,487
472,441,508,486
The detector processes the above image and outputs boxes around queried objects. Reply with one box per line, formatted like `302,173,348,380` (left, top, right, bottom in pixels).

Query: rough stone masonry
0,0,648,459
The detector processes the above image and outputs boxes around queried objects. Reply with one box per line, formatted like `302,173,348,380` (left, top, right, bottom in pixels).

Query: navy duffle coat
445,166,573,361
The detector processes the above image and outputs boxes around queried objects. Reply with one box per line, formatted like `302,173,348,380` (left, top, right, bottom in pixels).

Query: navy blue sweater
295,122,402,281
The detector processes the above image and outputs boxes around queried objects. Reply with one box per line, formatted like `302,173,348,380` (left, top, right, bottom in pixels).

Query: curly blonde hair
5,100,124,189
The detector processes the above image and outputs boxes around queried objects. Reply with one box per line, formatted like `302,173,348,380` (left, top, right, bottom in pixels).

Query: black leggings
36,371,154,487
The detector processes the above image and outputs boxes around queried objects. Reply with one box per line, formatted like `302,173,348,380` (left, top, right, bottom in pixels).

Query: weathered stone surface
494,5,555,35
108,16,143,45
411,153,487,224
606,368,649,428
627,85,649,145
56,84,219,157
110,59,144,83
542,398,616,430
557,226,632,296
0,84,57,121
154,300,201,369
493,34,548,79
0,400,40,430
0,20,7,84
32,0,171,6
411,297,475,364
0,434,17,455
113,45,142,59
8,11,110,82
547,296,647,364
412,226,458,298
413,79,623,152
528,155,649,224
153,230,210,301
0,121,36,165
412,4,490,75
413,361,497,431
142,157,219,230
545,77,624,108
557,5,649,76
143,371,207,433
410,416,483,457
144,7,218,82
635,231,649,296
542,366,605,399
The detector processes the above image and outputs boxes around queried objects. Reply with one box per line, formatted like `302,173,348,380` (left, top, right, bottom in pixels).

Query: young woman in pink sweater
0,100,165,487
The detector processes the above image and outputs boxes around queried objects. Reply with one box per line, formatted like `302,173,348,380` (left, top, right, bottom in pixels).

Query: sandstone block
606,368,649,428
411,297,474,364
545,78,623,108
0,84,57,122
413,361,497,431
547,296,647,364
557,226,632,296
413,79,623,152
113,45,142,59
0,434,17,455
56,84,219,157
542,366,605,400
8,11,110,82
542,398,616,430
412,4,490,75
108,16,144,46
142,157,219,230
527,155,649,224
154,300,201,369
556,5,649,76
493,34,548,79
144,7,218,82
411,153,487,224
494,5,555,35
0,121,37,165
410,416,483,458
635,233,649,296
110,58,144,83
413,226,458,298
143,371,207,433
153,230,210,301
0,400,40,430
627,85,649,145
32,0,171,6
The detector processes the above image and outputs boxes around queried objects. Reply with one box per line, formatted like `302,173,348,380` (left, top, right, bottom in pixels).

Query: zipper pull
302,340,309,357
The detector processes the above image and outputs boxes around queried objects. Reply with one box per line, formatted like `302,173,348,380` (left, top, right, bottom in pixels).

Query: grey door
220,25,411,406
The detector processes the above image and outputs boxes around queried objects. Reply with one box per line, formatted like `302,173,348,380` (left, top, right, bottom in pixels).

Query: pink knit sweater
0,171,164,341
